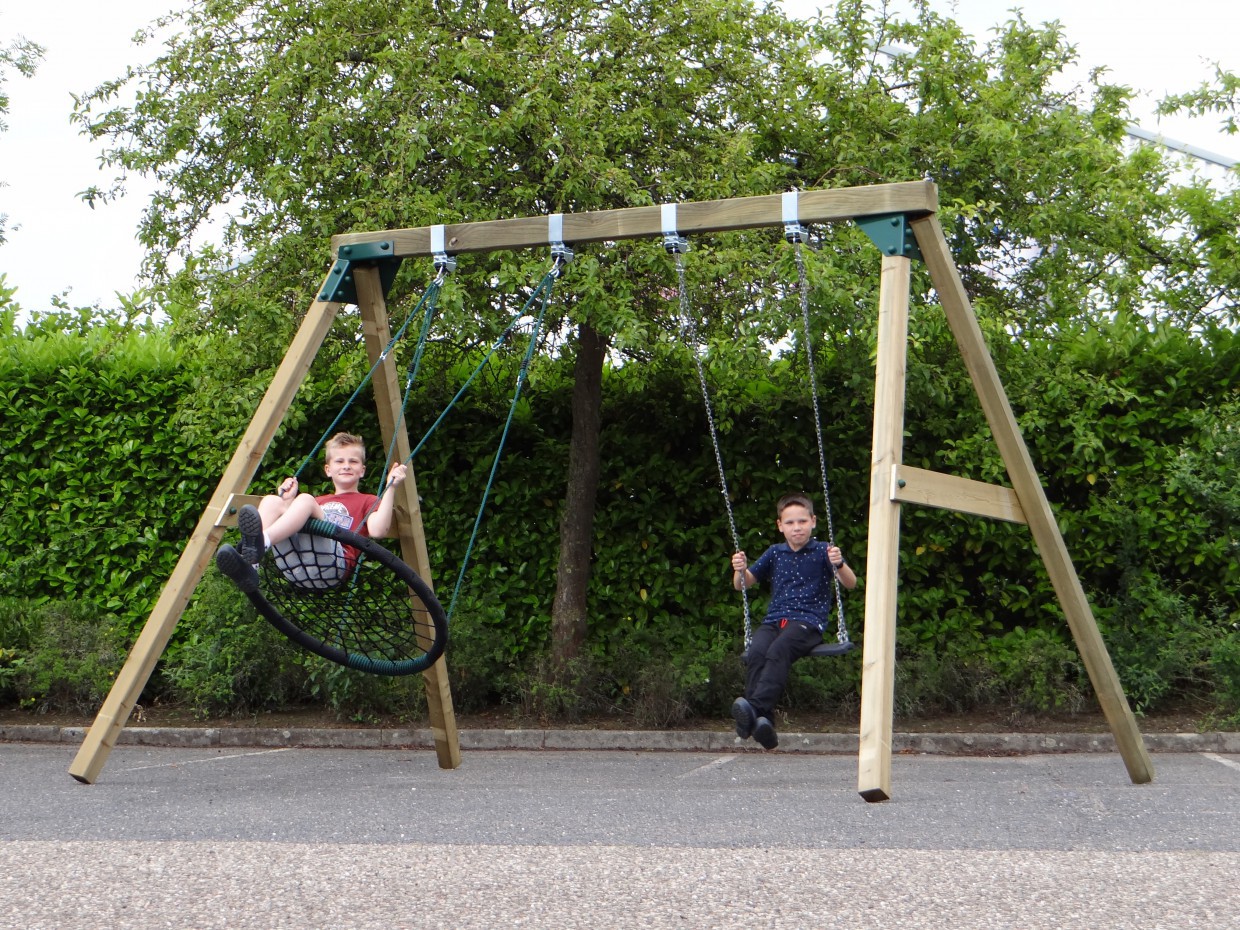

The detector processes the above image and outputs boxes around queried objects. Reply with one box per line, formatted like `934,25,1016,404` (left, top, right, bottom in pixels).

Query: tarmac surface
3,725,1239,929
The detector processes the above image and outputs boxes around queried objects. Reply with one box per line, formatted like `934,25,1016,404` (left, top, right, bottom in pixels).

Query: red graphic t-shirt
316,491,379,569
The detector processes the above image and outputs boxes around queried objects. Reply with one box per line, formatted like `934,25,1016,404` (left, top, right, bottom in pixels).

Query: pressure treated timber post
353,268,461,769
911,214,1154,786
856,255,912,803
69,290,346,784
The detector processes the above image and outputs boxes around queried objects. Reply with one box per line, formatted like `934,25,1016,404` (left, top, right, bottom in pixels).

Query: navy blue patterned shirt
748,539,837,632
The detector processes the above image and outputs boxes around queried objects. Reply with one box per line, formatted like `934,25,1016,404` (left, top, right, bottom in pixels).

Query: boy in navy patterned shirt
729,492,858,749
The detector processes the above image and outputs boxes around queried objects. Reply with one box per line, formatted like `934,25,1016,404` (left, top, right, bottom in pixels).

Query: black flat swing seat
741,639,855,663
810,640,856,658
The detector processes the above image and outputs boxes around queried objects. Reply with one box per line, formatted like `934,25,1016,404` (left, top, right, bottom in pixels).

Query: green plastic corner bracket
318,240,403,304
855,213,922,261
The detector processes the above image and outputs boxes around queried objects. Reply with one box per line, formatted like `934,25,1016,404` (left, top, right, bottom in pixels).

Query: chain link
669,240,848,651
792,241,849,645
669,250,753,651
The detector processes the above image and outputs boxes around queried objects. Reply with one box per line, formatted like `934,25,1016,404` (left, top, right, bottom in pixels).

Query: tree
788,1,1239,334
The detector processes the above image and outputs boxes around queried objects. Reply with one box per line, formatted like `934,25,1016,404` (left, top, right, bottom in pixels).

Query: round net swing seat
246,518,448,676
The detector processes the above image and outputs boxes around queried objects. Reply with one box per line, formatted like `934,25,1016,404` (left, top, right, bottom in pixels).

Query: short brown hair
325,431,366,462
777,492,815,517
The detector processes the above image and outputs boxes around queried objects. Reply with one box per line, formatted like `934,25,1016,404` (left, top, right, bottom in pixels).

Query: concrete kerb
2,724,1238,755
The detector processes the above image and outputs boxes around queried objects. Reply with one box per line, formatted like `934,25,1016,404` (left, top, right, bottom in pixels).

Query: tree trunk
550,320,607,668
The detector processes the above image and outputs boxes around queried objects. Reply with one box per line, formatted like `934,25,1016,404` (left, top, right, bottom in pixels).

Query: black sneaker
753,716,779,750
236,504,265,565
731,697,756,739
216,543,260,594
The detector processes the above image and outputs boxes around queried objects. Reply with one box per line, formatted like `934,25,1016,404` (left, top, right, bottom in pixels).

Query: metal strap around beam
331,180,938,259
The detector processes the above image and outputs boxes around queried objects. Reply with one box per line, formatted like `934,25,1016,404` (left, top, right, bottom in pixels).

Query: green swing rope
234,269,452,676
242,256,563,674
289,270,448,485
443,258,565,620
381,282,551,474
364,254,570,623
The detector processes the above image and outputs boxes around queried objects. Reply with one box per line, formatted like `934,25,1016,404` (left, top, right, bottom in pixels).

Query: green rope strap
443,259,564,622
291,274,446,485
335,256,566,627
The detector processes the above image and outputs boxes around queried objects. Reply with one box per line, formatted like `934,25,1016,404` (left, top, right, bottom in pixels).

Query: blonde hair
325,431,366,462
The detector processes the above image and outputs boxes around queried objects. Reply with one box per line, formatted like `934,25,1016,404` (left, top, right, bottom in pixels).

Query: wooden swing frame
69,180,1154,802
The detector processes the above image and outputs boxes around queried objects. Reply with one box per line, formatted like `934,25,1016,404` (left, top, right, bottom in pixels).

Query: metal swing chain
791,238,850,645
668,247,753,652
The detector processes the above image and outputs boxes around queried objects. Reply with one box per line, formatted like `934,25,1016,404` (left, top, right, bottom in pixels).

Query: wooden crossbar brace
892,465,1027,524
214,494,265,528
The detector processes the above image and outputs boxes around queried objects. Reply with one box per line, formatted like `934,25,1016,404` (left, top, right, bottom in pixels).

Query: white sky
1,0,1237,311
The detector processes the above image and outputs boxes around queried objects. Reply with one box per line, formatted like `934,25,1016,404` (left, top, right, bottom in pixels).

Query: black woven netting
251,523,447,675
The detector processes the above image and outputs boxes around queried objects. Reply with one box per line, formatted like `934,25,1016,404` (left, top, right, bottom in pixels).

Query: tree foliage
73,0,835,665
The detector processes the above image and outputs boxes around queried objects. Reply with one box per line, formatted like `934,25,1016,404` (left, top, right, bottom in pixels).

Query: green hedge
0,328,211,622
2,312,1236,722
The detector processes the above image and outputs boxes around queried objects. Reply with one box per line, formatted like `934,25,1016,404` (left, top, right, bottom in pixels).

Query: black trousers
745,619,824,718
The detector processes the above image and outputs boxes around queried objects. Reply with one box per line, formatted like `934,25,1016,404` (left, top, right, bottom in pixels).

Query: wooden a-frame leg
912,214,1154,786
354,267,461,769
68,292,346,784
857,255,912,802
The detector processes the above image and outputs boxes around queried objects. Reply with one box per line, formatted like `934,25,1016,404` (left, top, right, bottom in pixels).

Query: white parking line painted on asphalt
119,747,294,772
1202,752,1240,775
677,755,737,778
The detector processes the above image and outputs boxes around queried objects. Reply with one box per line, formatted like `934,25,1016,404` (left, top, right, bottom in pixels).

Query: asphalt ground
2,736,1238,929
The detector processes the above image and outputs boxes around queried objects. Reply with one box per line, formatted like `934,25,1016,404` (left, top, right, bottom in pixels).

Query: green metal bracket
855,213,921,261
318,240,403,304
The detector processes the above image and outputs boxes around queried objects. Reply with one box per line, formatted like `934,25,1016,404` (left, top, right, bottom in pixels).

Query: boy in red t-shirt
216,432,407,590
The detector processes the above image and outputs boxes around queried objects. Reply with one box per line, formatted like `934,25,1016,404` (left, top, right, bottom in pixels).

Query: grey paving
1,737,1238,929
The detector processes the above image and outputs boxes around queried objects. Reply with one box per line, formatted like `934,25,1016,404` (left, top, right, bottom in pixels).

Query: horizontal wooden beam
331,181,938,259
893,465,1027,524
